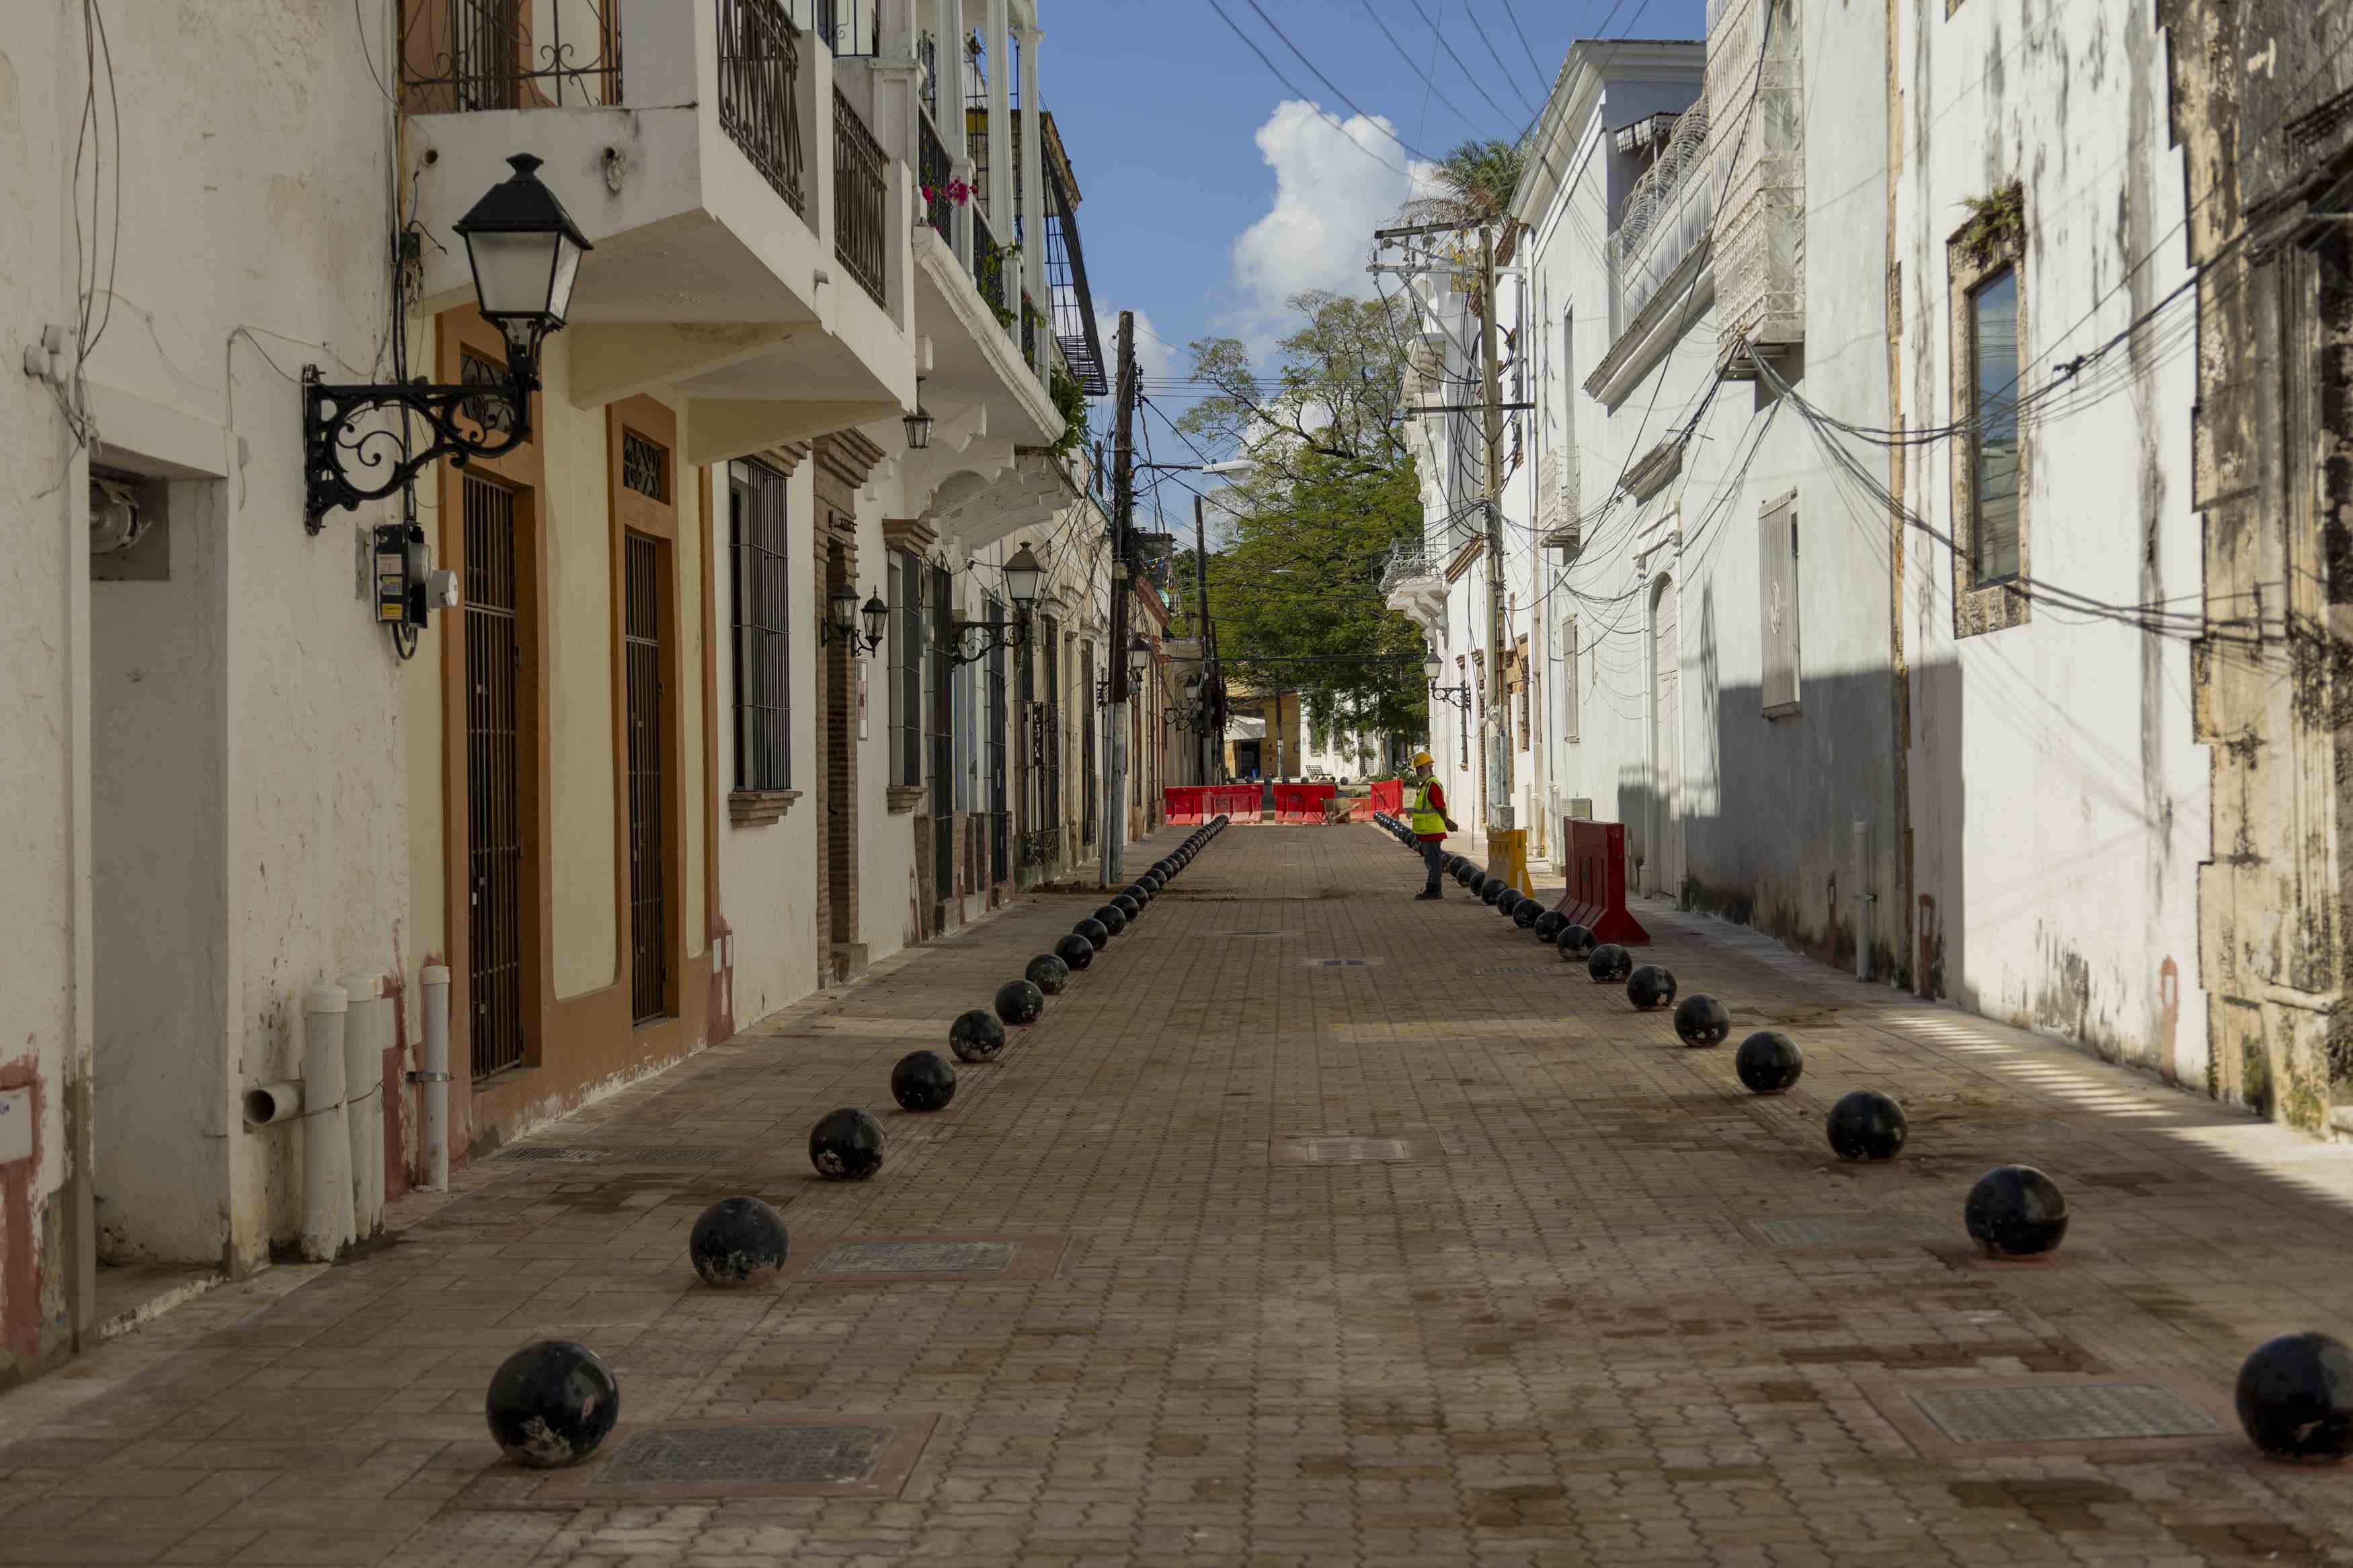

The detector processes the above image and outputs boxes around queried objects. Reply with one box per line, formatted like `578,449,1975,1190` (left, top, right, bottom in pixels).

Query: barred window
889,549,924,788
729,460,791,791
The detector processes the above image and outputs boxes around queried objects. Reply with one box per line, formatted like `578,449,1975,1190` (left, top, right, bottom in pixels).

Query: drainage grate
813,1241,1016,1276
604,1423,889,1486
495,1146,731,1165
1471,966,1554,975
1306,958,1377,968
1271,1137,1412,1164
1909,1382,2221,1445
1228,930,1289,937
1749,1216,1942,1248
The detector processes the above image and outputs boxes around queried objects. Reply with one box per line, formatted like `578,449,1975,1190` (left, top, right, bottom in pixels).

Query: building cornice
1585,243,1715,409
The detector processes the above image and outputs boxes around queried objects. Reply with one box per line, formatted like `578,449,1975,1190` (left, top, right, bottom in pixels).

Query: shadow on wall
1603,662,1918,989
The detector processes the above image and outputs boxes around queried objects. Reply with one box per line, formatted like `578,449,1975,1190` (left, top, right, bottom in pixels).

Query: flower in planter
922,178,974,207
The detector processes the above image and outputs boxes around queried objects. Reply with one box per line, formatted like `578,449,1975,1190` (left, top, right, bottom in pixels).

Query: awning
1225,715,1266,740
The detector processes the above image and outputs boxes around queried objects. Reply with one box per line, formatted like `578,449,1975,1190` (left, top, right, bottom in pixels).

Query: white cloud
1230,100,1434,347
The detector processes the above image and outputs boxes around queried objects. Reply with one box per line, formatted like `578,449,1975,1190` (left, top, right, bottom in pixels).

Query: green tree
1176,292,1428,753
1394,136,1527,229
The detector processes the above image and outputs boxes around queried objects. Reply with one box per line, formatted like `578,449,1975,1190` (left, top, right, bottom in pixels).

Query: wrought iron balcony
832,86,889,308
717,0,806,216
1380,546,1440,594
1605,101,1711,341
1708,0,1804,369
918,106,954,240
399,0,623,110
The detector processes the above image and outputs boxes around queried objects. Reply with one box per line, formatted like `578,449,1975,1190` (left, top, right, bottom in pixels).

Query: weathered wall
1897,0,2208,1079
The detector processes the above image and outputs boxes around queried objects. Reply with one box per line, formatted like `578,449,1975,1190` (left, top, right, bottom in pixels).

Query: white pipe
420,965,451,1192
241,1081,304,1126
340,974,383,1240
299,987,354,1263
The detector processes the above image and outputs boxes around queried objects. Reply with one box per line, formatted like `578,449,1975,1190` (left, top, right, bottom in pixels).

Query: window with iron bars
729,460,791,792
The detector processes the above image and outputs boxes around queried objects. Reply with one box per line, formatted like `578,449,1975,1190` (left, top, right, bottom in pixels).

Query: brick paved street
10,824,2353,1566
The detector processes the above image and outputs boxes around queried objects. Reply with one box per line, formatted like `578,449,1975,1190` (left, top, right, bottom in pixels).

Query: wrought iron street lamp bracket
949,610,1030,667
303,365,535,534
1430,679,1473,712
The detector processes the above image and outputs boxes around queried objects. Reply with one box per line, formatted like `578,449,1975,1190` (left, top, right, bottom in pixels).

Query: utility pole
1478,220,1512,833
1193,492,1212,787
1100,310,1138,887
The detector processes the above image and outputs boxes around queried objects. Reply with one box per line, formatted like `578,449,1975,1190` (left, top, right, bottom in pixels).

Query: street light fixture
303,154,592,532
949,543,1046,667
822,582,889,655
904,379,934,450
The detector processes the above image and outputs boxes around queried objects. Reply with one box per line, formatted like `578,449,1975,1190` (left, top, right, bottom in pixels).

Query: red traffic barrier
1368,779,1404,815
1207,784,1262,821
1551,819,1650,945
1163,786,1207,825
1272,782,1339,823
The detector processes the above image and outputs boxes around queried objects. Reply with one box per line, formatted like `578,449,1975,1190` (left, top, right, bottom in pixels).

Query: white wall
1897,0,2208,1076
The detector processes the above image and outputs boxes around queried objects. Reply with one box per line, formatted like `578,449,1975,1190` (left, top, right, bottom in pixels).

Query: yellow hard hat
1412,751,1435,768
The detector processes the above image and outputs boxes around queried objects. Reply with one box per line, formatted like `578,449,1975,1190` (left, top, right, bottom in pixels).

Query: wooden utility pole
1478,222,1511,830
1193,493,1213,786
1100,310,1138,886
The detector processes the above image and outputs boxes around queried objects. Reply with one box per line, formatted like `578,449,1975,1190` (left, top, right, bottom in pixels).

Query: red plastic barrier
1272,783,1339,823
1162,786,1207,825
1551,819,1650,945
1369,779,1404,815
1347,795,1375,821
1206,784,1262,821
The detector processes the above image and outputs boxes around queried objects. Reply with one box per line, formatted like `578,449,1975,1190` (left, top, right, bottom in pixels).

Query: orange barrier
1368,779,1404,815
1272,783,1339,823
1162,786,1208,825
1207,784,1263,821
1552,819,1650,945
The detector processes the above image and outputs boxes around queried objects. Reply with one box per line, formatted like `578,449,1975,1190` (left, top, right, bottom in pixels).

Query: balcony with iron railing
401,0,915,464
1707,0,1804,374
1605,102,1711,342
1381,544,1447,634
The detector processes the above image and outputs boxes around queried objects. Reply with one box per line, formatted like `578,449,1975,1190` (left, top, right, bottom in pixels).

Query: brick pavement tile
22,829,2353,1562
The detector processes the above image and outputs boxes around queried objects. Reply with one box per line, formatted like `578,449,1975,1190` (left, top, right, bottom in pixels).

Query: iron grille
929,566,955,905
463,474,526,1081
622,431,668,501
916,31,939,117
890,550,922,788
730,463,791,792
1043,153,1107,395
1041,617,1061,838
717,0,806,216
812,0,873,56
918,108,954,240
971,205,1003,314
459,349,516,436
625,534,670,1024
1080,643,1096,848
399,0,622,111
987,600,1008,885
832,87,889,308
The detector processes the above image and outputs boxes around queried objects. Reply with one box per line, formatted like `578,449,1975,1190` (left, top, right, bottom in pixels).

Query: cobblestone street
9,825,2353,1566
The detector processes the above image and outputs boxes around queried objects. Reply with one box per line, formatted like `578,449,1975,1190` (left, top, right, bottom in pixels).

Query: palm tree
1393,138,1528,230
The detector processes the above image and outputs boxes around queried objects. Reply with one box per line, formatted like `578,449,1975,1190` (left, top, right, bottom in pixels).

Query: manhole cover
1271,1137,1412,1164
496,1146,731,1165
1748,1216,1940,1248
813,1241,1016,1276
606,1423,888,1486
1910,1382,2221,1444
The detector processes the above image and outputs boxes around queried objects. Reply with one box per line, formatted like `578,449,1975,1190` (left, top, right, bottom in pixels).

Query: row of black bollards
483,818,1234,1471
1368,814,2353,1464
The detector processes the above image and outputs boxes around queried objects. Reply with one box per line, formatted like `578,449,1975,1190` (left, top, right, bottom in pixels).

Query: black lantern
1002,542,1044,608
904,380,934,450
1422,651,1443,682
948,545,1043,666
303,154,592,532
1128,635,1152,676
822,583,887,655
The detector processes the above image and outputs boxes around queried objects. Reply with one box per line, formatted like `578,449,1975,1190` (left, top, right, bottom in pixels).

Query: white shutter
1759,493,1800,715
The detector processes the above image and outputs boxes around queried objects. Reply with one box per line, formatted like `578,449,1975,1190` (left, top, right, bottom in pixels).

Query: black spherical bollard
1512,899,1542,930
1481,880,1507,907
1826,1090,1907,1161
1558,923,1597,961
688,1196,790,1288
1025,953,1071,995
809,1106,887,1180
1626,965,1677,1010
994,979,1045,1027
1468,871,1488,895
1587,944,1632,983
485,1339,620,1469
1109,893,1142,922
1053,932,1095,972
1734,1030,1804,1093
950,1007,1008,1063
890,1050,959,1112
1092,905,1129,938
1672,993,1730,1046
1964,1165,2069,1258
1073,917,1111,952
1532,910,1568,942
2236,1333,2353,1463
1124,882,1153,905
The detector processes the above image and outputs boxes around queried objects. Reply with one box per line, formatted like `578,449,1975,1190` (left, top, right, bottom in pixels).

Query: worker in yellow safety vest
1407,751,1460,900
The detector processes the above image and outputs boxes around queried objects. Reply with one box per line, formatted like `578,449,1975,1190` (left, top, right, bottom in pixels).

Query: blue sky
1043,0,1712,398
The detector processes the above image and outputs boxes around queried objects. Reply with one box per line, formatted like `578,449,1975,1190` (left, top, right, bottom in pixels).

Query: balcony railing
918,106,954,241
1605,102,1711,340
399,0,622,111
813,0,874,56
1380,546,1440,593
718,0,805,215
972,204,1009,323
832,87,889,307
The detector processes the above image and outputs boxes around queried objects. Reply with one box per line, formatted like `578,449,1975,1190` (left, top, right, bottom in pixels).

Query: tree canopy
1172,291,1429,753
